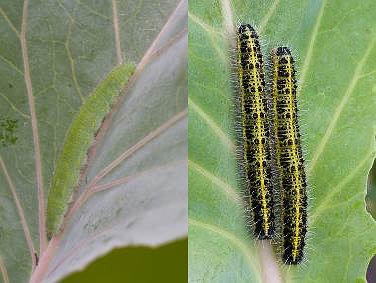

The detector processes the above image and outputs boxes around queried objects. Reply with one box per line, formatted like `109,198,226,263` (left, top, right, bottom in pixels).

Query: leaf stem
29,235,61,283
257,241,283,283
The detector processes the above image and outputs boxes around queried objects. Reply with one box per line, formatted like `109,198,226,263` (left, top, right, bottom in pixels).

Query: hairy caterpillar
236,24,275,239
47,63,135,237
271,47,307,264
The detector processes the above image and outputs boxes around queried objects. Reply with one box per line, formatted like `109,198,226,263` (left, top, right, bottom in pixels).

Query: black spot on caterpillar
271,47,308,264
236,24,275,239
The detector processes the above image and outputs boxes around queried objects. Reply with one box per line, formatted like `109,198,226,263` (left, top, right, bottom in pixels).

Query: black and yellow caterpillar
236,24,276,239
236,23,308,264
271,47,307,264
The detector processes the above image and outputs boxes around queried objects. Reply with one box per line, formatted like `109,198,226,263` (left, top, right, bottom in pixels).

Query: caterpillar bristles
271,46,308,264
234,24,276,240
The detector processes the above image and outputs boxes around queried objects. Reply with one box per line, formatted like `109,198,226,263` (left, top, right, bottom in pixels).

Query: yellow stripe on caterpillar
271,47,308,264
236,24,275,239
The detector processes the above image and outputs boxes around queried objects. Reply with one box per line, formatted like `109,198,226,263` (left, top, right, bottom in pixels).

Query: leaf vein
308,37,376,174
64,109,188,224
188,13,226,61
310,151,375,223
188,12,223,35
189,159,240,203
75,0,110,20
259,0,280,33
0,53,23,75
65,19,84,103
0,7,20,37
20,0,47,254
0,156,36,268
141,0,186,64
92,160,186,193
299,0,328,90
189,218,259,275
0,92,30,119
0,255,9,283
89,108,187,186
111,0,123,64
189,97,235,150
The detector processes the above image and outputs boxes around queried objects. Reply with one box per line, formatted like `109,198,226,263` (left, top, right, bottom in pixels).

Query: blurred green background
61,238,187,283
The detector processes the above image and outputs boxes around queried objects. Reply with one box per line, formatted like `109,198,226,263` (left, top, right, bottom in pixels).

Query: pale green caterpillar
47,63,135,237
